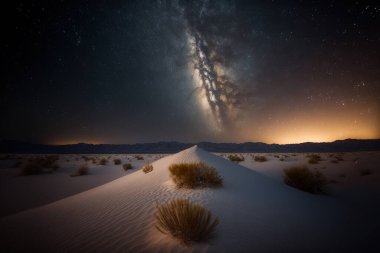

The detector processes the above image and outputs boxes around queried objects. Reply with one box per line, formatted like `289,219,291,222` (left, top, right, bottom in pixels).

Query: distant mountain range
1,139,380,154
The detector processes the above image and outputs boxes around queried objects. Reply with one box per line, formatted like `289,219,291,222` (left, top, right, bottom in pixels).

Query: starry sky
2,0,380,144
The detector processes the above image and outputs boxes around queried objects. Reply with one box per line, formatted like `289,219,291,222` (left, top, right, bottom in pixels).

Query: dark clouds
1,0,379,144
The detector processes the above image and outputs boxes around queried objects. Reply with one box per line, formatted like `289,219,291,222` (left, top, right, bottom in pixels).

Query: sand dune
0,147,377,252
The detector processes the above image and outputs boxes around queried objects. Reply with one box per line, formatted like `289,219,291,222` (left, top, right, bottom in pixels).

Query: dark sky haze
2,0,380,144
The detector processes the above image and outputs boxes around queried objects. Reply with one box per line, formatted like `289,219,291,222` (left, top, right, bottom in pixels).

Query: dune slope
0,146,358,252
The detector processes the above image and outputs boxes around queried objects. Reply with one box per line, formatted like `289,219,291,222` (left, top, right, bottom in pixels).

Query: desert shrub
123,163,133,171
155,199,219,245
227,154,244,162
71,164,89,177
360,168,372,176
81,156,91,162
307,154,321,164
279,158,285,161
142,164,153,173
20,155,59,175
273,154,280,158
283,166,327,194
331,159,339,164
99,158,108,165
134,155,144,160
254,155,267,162
168,162,223,189
114,158,122,165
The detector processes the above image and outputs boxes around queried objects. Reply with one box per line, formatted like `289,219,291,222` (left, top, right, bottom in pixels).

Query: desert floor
0,148,379,252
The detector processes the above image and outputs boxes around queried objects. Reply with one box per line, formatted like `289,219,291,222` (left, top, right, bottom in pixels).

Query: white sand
0,147,378,252
0,154,160,217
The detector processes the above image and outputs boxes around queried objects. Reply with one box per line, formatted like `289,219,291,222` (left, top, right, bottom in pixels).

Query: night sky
2,0,380,144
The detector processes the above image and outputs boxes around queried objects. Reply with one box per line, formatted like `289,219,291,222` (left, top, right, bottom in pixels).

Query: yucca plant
155,199,219,245
169,162,223,188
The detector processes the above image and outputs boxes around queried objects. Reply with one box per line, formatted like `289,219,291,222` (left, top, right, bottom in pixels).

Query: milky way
2,0,379,144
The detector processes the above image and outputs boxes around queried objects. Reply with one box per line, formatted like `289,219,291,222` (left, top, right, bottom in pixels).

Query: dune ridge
0,146,352,252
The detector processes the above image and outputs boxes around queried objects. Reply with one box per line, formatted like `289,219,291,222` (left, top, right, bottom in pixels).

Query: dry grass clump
123,163,133,171
169,162,223,189
71,164,89,177
134,155,144,160
155,199,219,245
142,164,153,173
99,157,108,165
81,155,91,162
114,158,122,165
283,166,327,194
227,154,244,162
20,155,59,175
307,154,321,164
254,155,267,162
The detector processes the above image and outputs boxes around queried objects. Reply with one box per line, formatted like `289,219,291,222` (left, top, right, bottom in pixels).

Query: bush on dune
307,154,321,164
71,164,89,177
254,155,267,162
123,163,133,171
283,166,327,194
169,162,223,189
114,158,122,165
99,158,108,165
142,164,153,173
227,154,244,162
134,155,144,160
155,199,219,245
20,155,59,175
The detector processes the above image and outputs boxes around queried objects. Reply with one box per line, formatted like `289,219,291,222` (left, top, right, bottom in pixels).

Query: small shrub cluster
142,164,153,173
114,158,122,165
20,155,59,175
71,164,89,177
134,155,144,160
168,162,223,189
155,199,219,245
283,166,327,194
254,155,267,162
99,158,108,165
123,163,133,171
227,154,244,162
307,154,321,164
